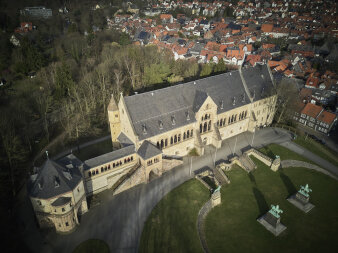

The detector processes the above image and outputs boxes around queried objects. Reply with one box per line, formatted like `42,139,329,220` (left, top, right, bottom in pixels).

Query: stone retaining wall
195,176,213,191
113,165,146,195
245,148,273,166
162,158,183,173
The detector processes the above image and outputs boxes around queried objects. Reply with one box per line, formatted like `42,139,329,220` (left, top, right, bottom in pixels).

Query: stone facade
28,65,277,234
28,157,88,233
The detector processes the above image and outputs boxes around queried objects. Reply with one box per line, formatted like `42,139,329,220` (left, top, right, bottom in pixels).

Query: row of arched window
239,110,248,120
147,157,160,166
200,120,212,133
217,111,248,128
201,113,211,121
88,156,134,177
156,129,194,149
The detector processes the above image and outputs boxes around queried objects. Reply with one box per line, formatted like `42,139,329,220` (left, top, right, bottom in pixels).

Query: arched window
201,116,204,121
165,139,168,147
245,111,247,118
124,158,127,163
203,122,207,132
171,136,173,144
113,163,115,168
208,120,211,131
161,139,164,148
234,115,237,122
205,113,208,119
220,119,223,126
128,158,130,162
223,118,226,126
174,135,177,143
96,169,99,174
200,124,202,133
191,129,193,137
187,130,190,138
120,161,122,165
178,134,181,142
228,117,231,124
131,156,133,161
101,167,104,172
88,171,91,177
108,165,110,169
157,141,160,148
183,132,186,140
231,115,234,123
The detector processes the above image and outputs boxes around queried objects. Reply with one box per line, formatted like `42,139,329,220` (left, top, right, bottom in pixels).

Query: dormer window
220,100,224,109
186,112,190,121
171,115,176,125
159,120,163,129
142,124,147,134
54,176,60,188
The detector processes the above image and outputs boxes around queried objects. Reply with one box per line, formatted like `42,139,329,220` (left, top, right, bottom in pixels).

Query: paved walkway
17,127,338,253
280,141,338,177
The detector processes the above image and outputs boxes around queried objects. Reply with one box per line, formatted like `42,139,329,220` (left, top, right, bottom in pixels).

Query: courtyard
140,145,338,253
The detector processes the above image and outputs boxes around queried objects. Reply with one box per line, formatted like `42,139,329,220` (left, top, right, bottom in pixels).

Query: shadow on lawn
261,146,275,159
248,172,256,185
252,187,269,217
279,170,297,197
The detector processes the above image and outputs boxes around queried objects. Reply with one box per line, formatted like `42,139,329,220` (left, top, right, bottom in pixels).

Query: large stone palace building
28,64,277,233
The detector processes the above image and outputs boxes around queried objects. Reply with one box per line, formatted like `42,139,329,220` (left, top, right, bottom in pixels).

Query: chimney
186,112,190,121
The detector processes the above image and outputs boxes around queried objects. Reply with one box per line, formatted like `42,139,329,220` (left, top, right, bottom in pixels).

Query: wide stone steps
239,155,256,172
111,163,141,193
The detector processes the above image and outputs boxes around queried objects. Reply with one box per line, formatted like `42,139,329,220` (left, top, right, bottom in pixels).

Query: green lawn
205,159,338,253
73,239,110,253
259,143,316,164
294,136,338,167
139,179,209,253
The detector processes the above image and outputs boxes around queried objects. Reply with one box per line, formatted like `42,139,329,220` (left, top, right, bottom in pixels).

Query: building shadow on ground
252,187,269,218
248,172,256,185
279,170,297,197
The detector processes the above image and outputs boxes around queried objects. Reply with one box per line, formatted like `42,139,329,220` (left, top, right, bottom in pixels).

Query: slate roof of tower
123,64,274,140
137,140,162,160
28,155,83,199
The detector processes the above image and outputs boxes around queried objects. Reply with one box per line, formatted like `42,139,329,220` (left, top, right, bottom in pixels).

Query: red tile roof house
305,76,320,89
297,103,337,135
224,48,245,66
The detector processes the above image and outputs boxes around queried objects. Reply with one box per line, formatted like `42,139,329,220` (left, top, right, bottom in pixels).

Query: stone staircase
111,162,142,193
212,166,230,184
238,154,256,172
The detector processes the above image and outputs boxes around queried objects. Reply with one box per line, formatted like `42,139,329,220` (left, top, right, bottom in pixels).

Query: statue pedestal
287,193,314,213
257,212,286,236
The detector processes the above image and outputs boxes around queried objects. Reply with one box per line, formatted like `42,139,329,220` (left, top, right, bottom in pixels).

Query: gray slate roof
123,65,274,140
137,140,162,160
84,145,135,169
28,155,83,199
117,132,134,147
